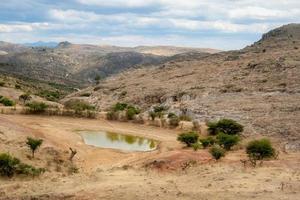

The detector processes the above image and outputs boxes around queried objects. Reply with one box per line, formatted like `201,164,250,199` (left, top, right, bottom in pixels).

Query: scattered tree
207,118,243,135
177,132,199,147
246,139,275,163
19,93,32,104
26,137,43,158
216,132,240,150
200,136,215,148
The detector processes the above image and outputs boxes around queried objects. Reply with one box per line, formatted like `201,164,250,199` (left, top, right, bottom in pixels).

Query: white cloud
0,24,33,32
0,23,51,33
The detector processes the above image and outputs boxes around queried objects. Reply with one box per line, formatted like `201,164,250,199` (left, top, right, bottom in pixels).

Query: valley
0,24,299,200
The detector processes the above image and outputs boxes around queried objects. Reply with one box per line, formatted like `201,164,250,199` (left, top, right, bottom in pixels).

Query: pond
78,131,158,152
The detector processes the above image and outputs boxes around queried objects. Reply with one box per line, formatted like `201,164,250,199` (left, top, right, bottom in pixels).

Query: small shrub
216,133,240,150
191,142,202,151
106,111,119,120
177,132,199,147
26,137,43,158
153,106,167,113
192,120,200,131
0,153,20,177
167,113,177,118
179,114,192,121
169,115,180,127
200,136,215,148
0,81,5,87
0,96,15,106
79,93,91,97
16,163,45,176
207,119,243,135
149,111,156,121
26,101,48,113
246,139,275,160
64,99,95,112
15,84,21,89
126,106,140,120
19,93,32,104
113,102,128,111
210,146,225,160
0,153,44,177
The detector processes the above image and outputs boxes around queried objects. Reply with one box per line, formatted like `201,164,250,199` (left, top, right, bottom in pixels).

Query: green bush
26,101,48,113
191,142,202,151
246,139,275,160
167,113,177,119
26,137,43,158
113,102,128,111
126,106,140,120
0,81,5,87
169,115,180,127
0,153,20,177
64,99,95,112
152,106,167,119
153,106,167,113
37,90,61,101
15,163,45,176
210,146,225,160
207,119,243,135
0,96,15,106
216,133,240,150
177,132,199,147
0,153,44,177
200,136,215,148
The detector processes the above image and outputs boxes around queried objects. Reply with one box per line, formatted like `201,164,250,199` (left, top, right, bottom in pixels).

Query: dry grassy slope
69,24,300,150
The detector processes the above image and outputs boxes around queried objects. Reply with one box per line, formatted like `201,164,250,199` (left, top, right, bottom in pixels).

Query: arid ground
0,114,299,200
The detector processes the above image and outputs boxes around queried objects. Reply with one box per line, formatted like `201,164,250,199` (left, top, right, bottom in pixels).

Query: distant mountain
23,41,58,48
0,41,220,86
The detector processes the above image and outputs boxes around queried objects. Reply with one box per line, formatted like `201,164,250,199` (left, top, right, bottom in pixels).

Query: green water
79,131,157,152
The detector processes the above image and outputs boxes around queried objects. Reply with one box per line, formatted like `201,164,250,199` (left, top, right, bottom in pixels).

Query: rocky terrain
67,24,300,150
0,42,218,86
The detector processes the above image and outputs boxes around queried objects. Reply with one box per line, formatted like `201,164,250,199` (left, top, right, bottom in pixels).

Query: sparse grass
25,101,48,113
64,99,95,112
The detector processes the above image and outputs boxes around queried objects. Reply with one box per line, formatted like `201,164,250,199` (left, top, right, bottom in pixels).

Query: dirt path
0,114,299,200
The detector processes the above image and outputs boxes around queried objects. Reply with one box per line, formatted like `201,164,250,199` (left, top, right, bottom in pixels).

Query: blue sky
0,0,299,50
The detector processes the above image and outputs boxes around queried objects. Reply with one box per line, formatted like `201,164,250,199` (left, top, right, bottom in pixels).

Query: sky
0,0,299,50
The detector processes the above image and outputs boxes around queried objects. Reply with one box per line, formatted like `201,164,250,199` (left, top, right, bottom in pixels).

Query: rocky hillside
0,42,218,86
68,24,300,150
